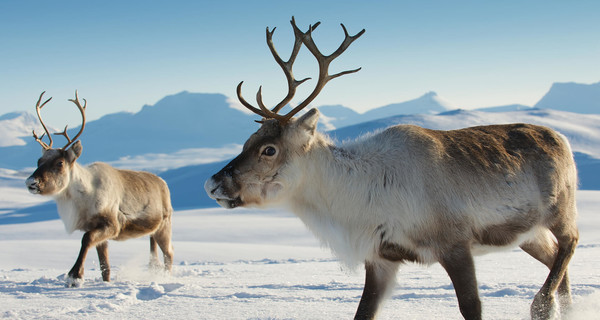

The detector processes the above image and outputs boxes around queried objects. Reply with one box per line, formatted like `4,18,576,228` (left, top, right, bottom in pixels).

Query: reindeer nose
204,178,218,198
26,176,40,193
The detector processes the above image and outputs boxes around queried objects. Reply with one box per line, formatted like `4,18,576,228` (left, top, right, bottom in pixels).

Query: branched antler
55,90,87,150
31,90,87,151
32,91,53,150
237,17,365,124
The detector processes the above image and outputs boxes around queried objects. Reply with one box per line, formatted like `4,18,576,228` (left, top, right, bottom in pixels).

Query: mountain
0,92,259,169
315,91,452,130
0,90,453,170
2,82,599,171
0,112,50,147
360,91,452,122
534,81,600,113
316,104,361,130
475,104,533,113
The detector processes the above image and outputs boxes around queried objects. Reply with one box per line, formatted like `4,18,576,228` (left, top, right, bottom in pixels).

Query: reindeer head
26,91,87,195
205,17,364,209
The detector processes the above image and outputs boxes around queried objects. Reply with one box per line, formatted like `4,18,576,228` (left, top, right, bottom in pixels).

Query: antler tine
33,91,53,150
278,19,365,123
53,125,73,147
266,17,314,114
237,17,318,120
58,90,87,150
256,86,285,120
237,17,363,125
237,81,269,118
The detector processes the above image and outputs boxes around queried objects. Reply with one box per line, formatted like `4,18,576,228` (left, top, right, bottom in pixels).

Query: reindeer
25,91,174,287
204,18,579,320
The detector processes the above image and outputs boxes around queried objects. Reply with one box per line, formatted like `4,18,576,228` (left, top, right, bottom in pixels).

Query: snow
0,112,50,148
0,166,599,319
1,82,599,318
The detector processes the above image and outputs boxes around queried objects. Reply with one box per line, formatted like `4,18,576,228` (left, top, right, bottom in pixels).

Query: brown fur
27,141,174,286
207,110,578,320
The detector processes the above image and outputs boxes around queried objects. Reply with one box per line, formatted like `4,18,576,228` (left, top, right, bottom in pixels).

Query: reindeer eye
262,146,277,157
56,161,64,168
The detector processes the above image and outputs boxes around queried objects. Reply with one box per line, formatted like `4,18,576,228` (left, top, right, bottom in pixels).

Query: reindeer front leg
66,232,93,287
66,220,117,287
355,260,399,320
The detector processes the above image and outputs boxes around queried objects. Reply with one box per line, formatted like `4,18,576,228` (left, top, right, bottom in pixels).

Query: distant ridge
361,91,451,121
1,82,599,171
0,111,49,147
534,81,600,114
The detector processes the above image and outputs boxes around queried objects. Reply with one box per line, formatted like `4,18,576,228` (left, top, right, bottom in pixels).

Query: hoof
65,276,84,288
531,293,559,320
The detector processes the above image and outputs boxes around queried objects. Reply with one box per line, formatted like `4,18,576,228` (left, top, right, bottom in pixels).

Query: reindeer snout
204,178,219,199
26,176,40,194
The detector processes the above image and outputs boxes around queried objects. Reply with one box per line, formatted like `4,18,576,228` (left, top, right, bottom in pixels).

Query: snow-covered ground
0,168,599,319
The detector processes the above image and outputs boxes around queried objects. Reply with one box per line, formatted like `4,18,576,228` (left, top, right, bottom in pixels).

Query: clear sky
1,0,598,127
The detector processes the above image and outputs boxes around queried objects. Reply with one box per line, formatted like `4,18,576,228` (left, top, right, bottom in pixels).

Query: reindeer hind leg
520,228,572,309
149,236,162,271
153,218,173,273
529,219,578,319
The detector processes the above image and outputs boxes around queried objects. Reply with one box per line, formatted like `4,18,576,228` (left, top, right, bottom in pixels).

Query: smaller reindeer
26,91,174,287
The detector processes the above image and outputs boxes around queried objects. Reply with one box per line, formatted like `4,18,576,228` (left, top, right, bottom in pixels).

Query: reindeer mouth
28,186,40,194
216,197,243,209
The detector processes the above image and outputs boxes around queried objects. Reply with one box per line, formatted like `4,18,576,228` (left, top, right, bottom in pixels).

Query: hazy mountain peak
0,111,49,147
534,81,600,114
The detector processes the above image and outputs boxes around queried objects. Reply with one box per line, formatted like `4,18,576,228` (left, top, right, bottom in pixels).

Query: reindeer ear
295,108,319,135
66,140,83,163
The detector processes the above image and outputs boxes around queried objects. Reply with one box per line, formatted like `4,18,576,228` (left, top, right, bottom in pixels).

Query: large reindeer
26,91,174,287
205,18,578,320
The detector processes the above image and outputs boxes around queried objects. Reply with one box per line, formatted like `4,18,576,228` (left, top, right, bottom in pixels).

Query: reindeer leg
520,229,573,312
153,218,174,273
354,260,399,320
96,240,110,282
439,244,481,320
66,218,118,287
67,232,93,287
149,236,161,271
530,223,578,320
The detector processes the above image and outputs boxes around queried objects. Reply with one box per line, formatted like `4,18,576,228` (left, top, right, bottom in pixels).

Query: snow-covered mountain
317,91,452,129
534,81,600,113
0,91,463,170
0,92,258,169
362,91,452,120
475,104,533,113
0,111,51,147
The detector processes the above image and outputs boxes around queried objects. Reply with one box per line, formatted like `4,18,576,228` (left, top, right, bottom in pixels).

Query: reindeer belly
114,215,163,240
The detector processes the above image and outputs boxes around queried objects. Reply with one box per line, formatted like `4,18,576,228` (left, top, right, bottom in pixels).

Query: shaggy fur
205,109,578,320
27,141,173,287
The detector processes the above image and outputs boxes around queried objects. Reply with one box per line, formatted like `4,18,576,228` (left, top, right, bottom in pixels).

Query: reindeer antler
237,17,365,124
32,91,54,150
55,90,87,150
32,91,87,151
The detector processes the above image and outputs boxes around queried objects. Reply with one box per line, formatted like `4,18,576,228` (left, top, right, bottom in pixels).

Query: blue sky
1,0,598,127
